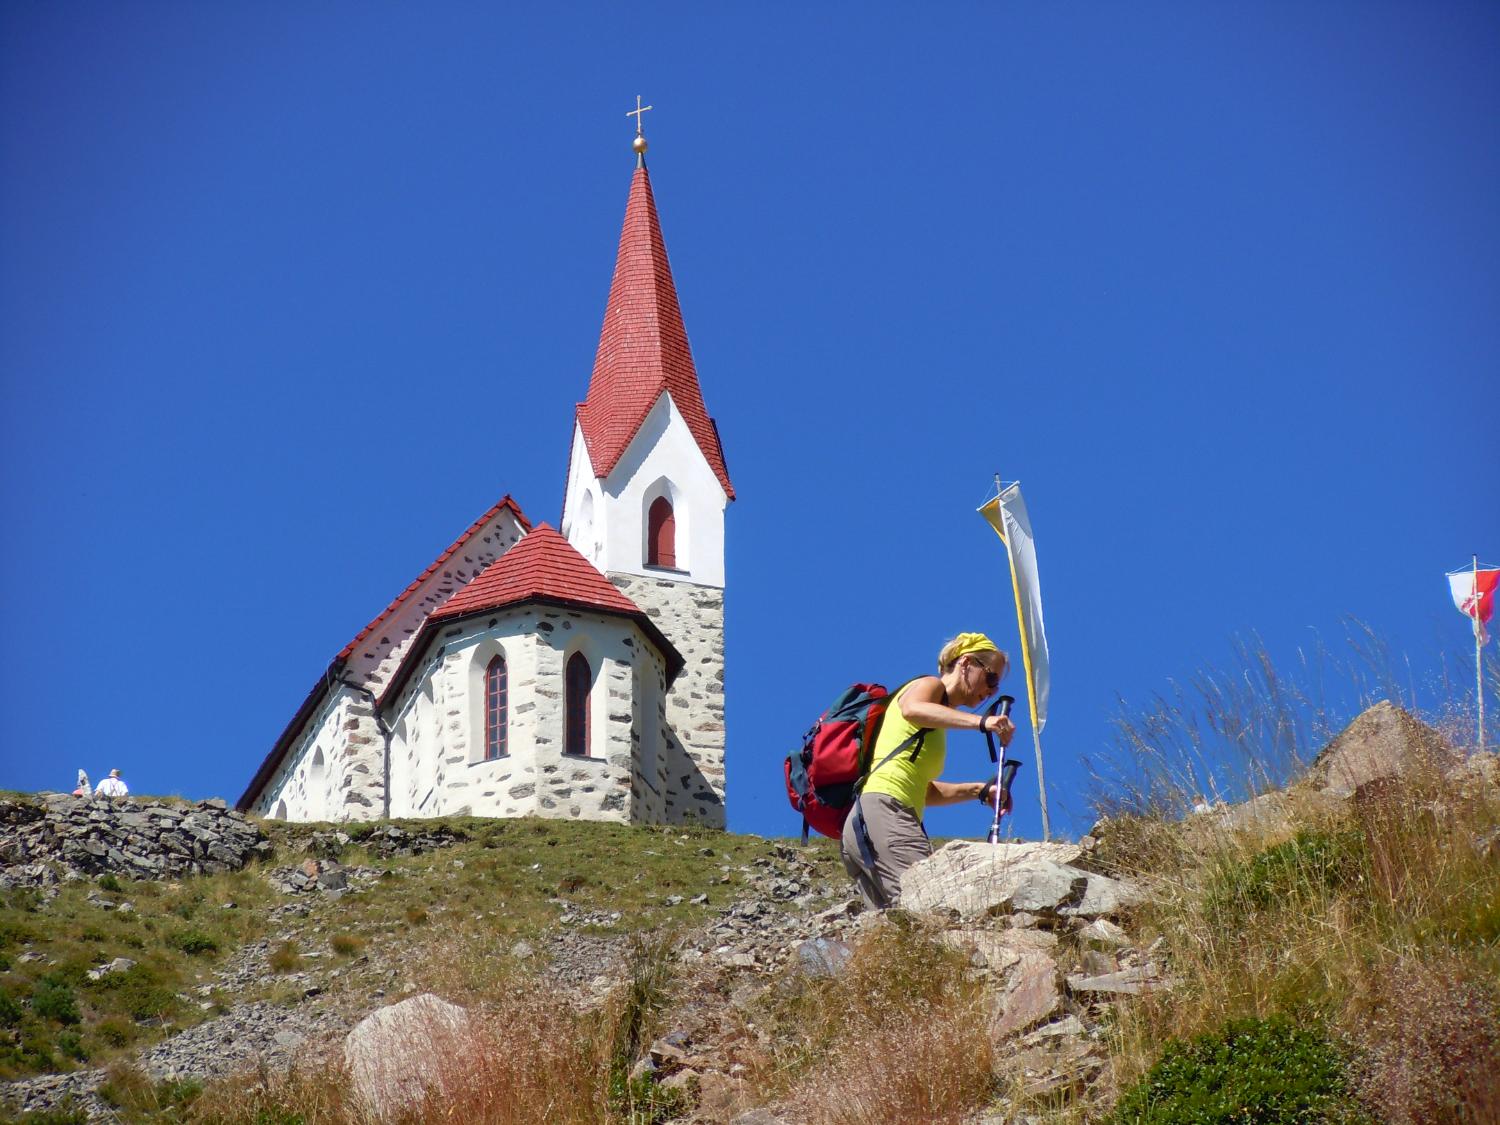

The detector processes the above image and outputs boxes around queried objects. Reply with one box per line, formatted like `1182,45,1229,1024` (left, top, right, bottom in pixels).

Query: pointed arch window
647,496,676,568
484,655,509,759
565,652,592,757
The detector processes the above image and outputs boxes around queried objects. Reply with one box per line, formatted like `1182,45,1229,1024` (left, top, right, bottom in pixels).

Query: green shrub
94,1014,136,1048
1206,830,1367,926
93,965,178,1022
0,987,22,1028
169,928,219,956
57,1028,88,1061
0,919,38,947
1113,1016,1364,1123
606,1067,690,1125
10,1100,88,1124
31,977,81,1025
97,873,122,893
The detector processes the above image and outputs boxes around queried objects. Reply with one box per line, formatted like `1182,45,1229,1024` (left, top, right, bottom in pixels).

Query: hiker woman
840,632,1015,909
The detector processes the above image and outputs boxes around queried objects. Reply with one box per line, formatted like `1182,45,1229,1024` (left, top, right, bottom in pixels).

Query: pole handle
982,695,1016,763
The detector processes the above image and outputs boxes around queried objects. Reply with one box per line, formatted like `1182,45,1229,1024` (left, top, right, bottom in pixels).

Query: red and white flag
1449,567,1500,645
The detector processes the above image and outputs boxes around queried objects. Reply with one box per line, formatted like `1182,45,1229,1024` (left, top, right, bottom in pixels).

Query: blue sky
2,2,1495,841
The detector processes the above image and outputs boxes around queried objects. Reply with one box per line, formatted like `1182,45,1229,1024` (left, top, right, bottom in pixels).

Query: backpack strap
853,680,947,794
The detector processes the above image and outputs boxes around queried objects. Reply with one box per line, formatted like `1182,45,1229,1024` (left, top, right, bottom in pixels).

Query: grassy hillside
0,815,845,1113
3,706,1498,1123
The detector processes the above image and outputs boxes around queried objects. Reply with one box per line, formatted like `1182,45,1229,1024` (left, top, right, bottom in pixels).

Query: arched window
647,496,676,568
566,652,592,757
484,655,508,759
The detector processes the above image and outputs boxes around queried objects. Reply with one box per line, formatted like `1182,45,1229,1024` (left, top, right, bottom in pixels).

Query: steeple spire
574,138,734,499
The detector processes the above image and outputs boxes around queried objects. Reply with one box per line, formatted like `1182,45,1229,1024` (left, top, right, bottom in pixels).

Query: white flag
980,483,1050,732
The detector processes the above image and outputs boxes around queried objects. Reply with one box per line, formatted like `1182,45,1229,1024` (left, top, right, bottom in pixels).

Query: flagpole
1033,727,1051,842
1476,554,1485,752
992,474,1052,842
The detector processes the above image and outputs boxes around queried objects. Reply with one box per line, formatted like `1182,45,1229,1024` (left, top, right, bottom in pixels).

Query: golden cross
626,95,653,135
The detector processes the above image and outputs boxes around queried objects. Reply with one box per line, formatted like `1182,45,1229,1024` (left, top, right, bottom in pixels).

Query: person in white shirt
72,770,92,798
95,768,129,798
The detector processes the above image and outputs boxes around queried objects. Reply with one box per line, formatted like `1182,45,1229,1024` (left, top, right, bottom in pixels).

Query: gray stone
900,842,1144,921
344,993,473,1121
1078,918,1130,947
86,956,136,981
991,951,1062,1038
1066,965,1167,995
730,1111,789,1125
1309,700,1456,798
794,937,851,978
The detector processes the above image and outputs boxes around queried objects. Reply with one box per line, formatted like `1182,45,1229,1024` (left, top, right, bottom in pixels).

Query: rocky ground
9,701,1486,1123
5,819,1158,1123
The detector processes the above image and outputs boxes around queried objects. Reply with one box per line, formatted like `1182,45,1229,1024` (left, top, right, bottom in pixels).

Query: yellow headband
949,633,999,661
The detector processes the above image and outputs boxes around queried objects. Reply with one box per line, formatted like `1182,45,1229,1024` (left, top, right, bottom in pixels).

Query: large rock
899,842,1145,921
344,993,473,1121
1308,701,1456,798
990,951,1062,1038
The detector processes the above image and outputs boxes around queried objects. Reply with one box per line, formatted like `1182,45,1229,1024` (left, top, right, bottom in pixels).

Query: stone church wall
609,573,726,828
381,607,667,824
249,688,384,823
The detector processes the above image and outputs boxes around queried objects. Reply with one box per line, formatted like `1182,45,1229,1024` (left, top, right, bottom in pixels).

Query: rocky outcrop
0,793,271,889
1308,700,1457,798
899,840,1147,921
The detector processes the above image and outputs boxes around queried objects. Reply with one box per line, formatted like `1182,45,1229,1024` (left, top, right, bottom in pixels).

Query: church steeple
574,146,734,499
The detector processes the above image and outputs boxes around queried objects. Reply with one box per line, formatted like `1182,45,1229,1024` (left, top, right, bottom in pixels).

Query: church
238,121,732,829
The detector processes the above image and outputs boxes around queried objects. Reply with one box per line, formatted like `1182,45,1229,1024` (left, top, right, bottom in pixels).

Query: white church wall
561,426,605,567
605,394,727,588
609,573,726,827
382,607,671,823
252,688,368,822
562,395,727,589
632,653,669,823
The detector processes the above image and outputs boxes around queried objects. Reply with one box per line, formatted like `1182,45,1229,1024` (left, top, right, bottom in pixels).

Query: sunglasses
966,658,1001,690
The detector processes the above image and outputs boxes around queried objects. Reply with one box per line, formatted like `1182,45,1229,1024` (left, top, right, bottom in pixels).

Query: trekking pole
981,695,1022,844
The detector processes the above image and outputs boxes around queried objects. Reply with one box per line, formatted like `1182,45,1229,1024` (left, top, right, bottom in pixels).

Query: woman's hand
977,781,1013,815
981,712,1016,746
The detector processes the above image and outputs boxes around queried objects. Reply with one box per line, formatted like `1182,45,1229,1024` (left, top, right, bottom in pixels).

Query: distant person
72,770,92,798
95,768,129,798
841,632,1015,910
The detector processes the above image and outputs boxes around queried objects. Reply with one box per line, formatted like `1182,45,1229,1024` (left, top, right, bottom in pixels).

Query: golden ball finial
632,133,649,155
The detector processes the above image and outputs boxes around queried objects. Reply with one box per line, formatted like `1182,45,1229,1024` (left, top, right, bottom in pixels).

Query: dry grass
183,933,685,1125
1087,639,1500,1120
1343,953,1500,1125
748,917,995,1125
186,987,616,1125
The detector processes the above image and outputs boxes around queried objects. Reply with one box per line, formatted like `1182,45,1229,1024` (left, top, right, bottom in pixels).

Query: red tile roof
336,495,530,662
432,523,642,621
576,163,734,498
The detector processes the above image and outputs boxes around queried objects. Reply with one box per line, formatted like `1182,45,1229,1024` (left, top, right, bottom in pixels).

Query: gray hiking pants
840,792,932,909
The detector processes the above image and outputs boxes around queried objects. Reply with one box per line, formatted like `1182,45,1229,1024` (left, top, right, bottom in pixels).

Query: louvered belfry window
647,496,676,568
566,652,592,757
485,655,508,759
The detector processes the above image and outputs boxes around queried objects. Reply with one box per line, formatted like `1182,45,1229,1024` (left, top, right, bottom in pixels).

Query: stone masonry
610,572,726,828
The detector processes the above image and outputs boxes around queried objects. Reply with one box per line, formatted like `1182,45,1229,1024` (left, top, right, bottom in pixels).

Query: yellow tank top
861,681,946,816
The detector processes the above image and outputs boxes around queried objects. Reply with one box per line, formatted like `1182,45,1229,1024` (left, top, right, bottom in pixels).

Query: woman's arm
898,677,1014,739
926,779,988,807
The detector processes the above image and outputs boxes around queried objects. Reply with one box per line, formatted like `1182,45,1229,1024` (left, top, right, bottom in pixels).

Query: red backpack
784,681,927,842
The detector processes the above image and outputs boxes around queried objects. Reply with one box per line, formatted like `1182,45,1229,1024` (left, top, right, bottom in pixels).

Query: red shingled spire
576,163,734,498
